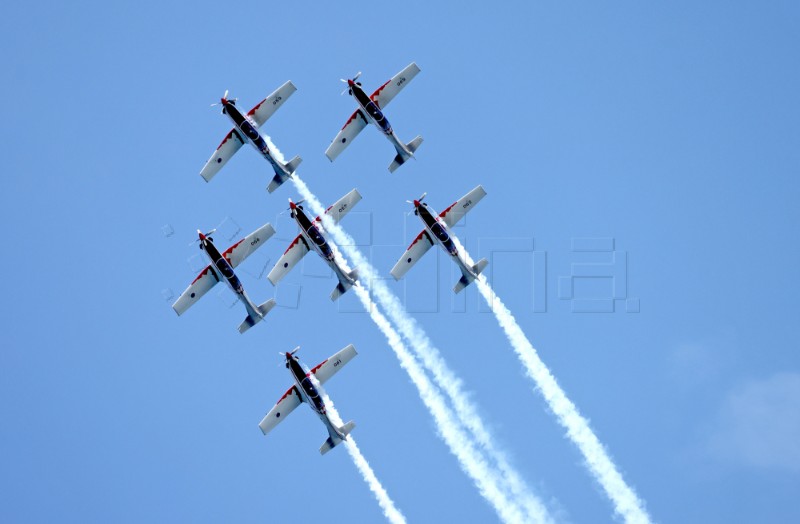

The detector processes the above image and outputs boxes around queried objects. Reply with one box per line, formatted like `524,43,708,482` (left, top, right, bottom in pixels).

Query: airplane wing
390,230,435,280
438,185,487,229
318,189,362,226
370,62,421,109
247,81,297,128
222,223,276,270
325,110,368,161
309,344,358,385
200,128,245,182
267,235,310,285
258,385,302,436
172,265,220,315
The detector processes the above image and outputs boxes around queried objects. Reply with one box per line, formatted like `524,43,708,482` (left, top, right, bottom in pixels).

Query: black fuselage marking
226,103,269,153
352,85,392,134
295,207,334,260
419,205,457,256
203,240,243,292
288,357,325,414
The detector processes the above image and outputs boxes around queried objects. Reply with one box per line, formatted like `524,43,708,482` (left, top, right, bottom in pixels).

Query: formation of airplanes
172,62,491,454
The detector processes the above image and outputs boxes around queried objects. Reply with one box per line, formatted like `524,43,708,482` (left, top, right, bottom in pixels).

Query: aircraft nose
347,79,354,87
413,200,420,207
197,229,206,240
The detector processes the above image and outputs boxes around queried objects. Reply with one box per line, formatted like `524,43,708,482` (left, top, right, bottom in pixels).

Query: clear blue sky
2,1,799,522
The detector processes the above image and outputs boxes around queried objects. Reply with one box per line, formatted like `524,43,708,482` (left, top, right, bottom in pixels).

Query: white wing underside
320,188,362,226
325,111,368,161
267,235,310,286
200,129,244,182
222,223,276,269
438,185,487,229
172,265,219,316
390,230,434,280
247,81,297,128
370,62,421,109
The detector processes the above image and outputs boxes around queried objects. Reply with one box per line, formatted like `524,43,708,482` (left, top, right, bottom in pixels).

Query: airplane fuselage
349,82,410,157
415,204,477,278
221,100,288,177
292,205,355,286
286,355,345,441
200,235,264,320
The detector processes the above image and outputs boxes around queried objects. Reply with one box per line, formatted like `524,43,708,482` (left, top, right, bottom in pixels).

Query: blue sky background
2,1,799,522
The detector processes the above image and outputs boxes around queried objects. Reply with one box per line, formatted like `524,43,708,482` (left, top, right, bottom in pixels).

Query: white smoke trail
453,237,652,524
306,375,406,524
288,175,552,524
264,138,552,522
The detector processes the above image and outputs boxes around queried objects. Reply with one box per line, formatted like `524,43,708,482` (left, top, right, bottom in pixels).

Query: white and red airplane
200,81,301,193
268,189,362,301
172,223,276,333
259,345,357,455
391,185,489,293
326,63,423,173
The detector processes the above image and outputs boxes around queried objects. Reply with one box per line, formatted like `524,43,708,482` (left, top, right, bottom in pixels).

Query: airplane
172,223,277,333
259,345,357,455
268,189,362,301
391,185,489,293
200,81,302,193
326,63,423,173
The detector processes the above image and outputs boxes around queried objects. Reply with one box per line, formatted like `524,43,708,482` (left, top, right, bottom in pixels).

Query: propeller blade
223,89,229,100
419,192,427,202
353,71,362,81
405,200,413,204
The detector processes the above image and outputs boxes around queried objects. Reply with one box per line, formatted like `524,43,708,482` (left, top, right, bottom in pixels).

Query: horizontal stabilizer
238,299,276,334
407,135,423,154
284,155,302,175
340,420,356,436
453,258,488,294
330,269,358,301
319,420,355,455
389,135,423,173
330,282,349,302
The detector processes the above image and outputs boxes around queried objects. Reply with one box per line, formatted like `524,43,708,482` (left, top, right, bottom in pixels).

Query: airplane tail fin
388,135,423,173
453,258,488,294
330,269,358,301
266,156,301,193
237,299,276,333
319,420,356,455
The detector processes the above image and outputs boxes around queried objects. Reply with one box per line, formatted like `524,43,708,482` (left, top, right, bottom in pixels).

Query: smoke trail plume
264,137,552,522
289,176,552,524
307,374,406,524
453,236,652,524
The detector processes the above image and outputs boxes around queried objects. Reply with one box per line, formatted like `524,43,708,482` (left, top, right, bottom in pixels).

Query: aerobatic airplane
172,223,277,333
268,189,362,301
259,345,357,455
200,81,301,193
326,63,423,173
391,185,489,293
